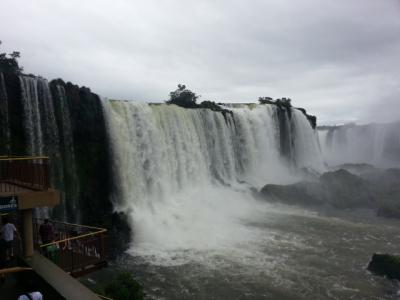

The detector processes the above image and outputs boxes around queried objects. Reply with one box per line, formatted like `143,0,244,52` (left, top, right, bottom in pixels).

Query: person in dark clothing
39,219,54,245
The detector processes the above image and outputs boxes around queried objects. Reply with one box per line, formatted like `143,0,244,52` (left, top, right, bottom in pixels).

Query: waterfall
291,109,325,171
104,100,324,255
19,76,45,156
18,75,88,220
318,122,400,168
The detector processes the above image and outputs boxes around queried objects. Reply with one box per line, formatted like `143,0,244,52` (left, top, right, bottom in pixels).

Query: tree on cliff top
0,41,23,74
258,96,292,108
258,96,274,104
166,84,200,108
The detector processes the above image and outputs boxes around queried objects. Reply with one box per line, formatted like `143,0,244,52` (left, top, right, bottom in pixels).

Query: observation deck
1,156,106,299
0,156,59,209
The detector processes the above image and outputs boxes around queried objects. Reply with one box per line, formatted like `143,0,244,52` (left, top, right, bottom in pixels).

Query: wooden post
22,209,34,257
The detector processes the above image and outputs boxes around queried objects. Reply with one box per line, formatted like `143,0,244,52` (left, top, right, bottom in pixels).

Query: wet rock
298,167,320,181
320,169,365,187
259,182,324,206
377,205,400,220
368,254,400,280
259,169,378,209
320,169,376,208
333,163,377,175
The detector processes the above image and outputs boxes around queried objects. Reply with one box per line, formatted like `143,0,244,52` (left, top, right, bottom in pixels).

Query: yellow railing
33,218,108,277
0,156,49,161
40,229,107,248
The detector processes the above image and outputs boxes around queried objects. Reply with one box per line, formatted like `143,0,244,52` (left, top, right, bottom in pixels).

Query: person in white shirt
0,216,20,259
17,291,43,300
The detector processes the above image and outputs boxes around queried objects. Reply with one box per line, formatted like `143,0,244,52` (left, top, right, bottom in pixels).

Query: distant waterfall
104,101,324,251
319,122,400,168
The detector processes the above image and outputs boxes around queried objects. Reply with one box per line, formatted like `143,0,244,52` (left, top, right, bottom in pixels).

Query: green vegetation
258,96,292,108
95,272,144,300
259,96,317,129
165,84,233,120
166,84,199,108
0,41,23,74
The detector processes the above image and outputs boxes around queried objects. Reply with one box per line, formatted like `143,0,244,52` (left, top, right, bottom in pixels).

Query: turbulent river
117,203,400,300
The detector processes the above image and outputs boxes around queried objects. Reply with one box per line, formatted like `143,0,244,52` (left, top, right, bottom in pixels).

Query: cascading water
20,76,64,217
318,122,400,168
104,101,325,261
18,75,82,220
291,109,325,171
19,76,45,156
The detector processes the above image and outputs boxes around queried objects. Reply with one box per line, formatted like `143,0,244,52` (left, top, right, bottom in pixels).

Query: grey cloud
1,0,400,124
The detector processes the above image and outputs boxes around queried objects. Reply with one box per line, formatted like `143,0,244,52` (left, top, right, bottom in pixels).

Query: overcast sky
1,0,400,124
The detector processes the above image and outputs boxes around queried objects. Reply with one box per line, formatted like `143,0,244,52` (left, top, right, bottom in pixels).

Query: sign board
0,196,18,212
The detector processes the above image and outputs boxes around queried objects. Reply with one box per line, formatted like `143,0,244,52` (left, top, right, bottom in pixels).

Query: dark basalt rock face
0,72,26,154
49,79,112,222
198,100,234,122
332,163,377,175
276,105,295,164
260,182,324,206
368,254,400,280
377,205,400,219
320,169,376,208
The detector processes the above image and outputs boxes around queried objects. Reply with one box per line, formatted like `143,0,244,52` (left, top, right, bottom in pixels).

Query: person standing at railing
46,239,60,265
39,219,54,245
0,215,20,260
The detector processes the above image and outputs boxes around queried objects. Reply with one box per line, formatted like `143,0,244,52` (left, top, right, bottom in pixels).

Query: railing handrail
97,294,114,300
0,156,49,161
40,229,107,248
33,218,108,277
0,156,50,192
34,218,107,248
34,217,107,231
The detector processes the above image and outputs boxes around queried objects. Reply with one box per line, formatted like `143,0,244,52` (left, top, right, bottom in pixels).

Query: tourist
39,218,55,245
17,291,43,300
17,280,43,300
0,216,20,260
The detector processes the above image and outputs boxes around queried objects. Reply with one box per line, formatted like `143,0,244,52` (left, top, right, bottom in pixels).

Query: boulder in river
367,254,400,280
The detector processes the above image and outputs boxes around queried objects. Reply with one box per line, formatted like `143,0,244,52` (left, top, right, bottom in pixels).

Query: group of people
0,215,44,299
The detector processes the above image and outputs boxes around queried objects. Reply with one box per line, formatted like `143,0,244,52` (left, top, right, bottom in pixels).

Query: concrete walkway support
22,209,34,257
